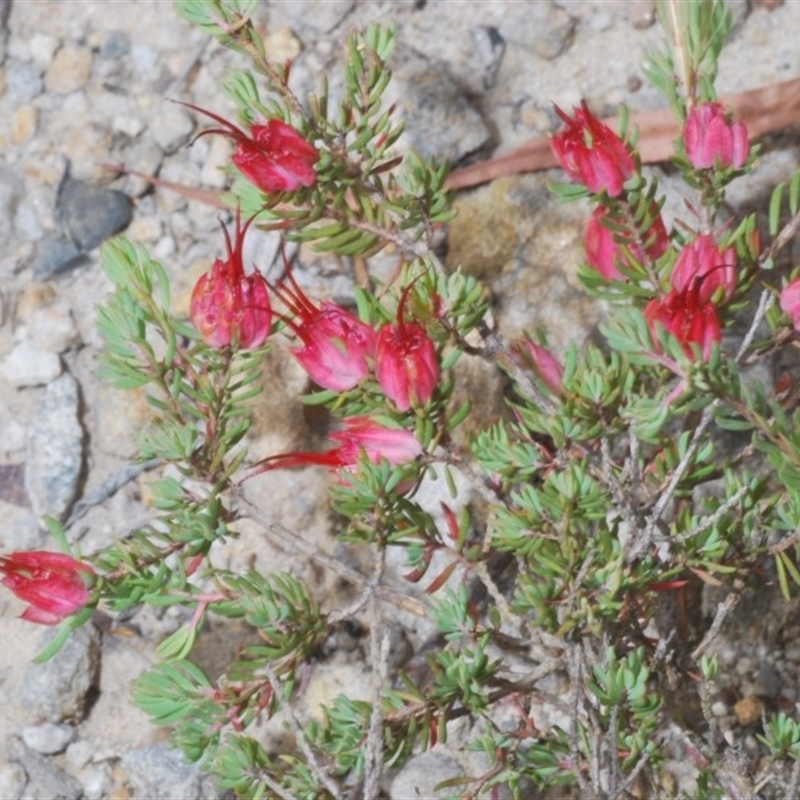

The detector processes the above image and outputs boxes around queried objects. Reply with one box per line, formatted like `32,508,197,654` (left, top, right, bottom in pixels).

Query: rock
389,751,465,799
5,59,43,102
394,60,490,163
30,233,86,280
734,696,764,727
101,30,130,59
149,105,196,154
19,303,80,354
44,46,92,94
8,737,83,800
119,744,224,800
11,104,37,144
29,33,59,65
0,341,62,387
0,161,25,245
0,761,27,799
21,721,75,755
19,625,100,724
24,371,84,519
628,0,657,29
57,174,133,252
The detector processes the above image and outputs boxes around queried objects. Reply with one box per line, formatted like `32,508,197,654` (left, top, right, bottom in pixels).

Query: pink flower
190,213,272,349
183,102,319,194
684,102,750,170
247,416,422,478
0,551,95,625
671,234,737,304
514,340,564,395
780,277,800,331
584,205,669,280
551,101,636,197
271,267,376,392
375,285,440,411
644,284,721,361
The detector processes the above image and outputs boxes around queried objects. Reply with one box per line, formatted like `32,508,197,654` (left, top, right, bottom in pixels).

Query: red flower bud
644,284,721,361
671,234,737,304
247,416,422,480
780,277,800,331
190,213,272,349
514,339,564,395
182,102,319,194
684,102,749,170
375,285,439,411
271,265,376,391
0,550,95,625
584,204,669,280
551,101,636,197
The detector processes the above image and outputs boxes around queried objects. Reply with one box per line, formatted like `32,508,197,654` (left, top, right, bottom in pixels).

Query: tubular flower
375,285,440,412
684,102,750,170
271,267,376,392
584,204,669,280
514,339,564,395
190,213,272,349
551,101,636,197
644,283,721,361
182,102,319,194
670,234,737,303
780,277,800,331
247,416,422,478
0,550,95,625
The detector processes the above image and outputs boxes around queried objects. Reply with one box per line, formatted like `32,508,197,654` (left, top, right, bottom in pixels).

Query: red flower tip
0,550,95,625
671,234,737,304
190,212,272,349
684,102,750,171
180,101,319,194
271,259,376,391
644,283,721,361
780,277,800,331
550,100,636,197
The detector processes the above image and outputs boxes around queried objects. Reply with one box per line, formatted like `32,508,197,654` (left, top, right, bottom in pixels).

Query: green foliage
41,4,800,799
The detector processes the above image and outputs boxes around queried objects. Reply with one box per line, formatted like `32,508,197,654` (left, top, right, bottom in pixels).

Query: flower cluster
684,102,749,171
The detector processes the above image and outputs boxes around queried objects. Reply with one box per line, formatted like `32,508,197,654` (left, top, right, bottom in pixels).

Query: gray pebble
149,105,195,154
0,760,27,800
0,341,62,387
24,371,84,520
390,751,465,799
394,61,490,163
57,175,133,252
30,233,86,280
19,625,100,724
6,59,43,102
0,162,25,245
120,744,224,800
101,30,130,59
9,737,83,800
21,722,75,755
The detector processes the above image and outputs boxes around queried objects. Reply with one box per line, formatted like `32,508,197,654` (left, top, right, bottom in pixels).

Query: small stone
57,175,133,251
0,341,62,387
710,700,729,717
390,751,466,799
112,113,146,138
200,134,233,189
102,30,130,59
264,26,302,63
5,59,42,104
120,744,224,800
44,47,92,94
0,162,24,244
19,626,100,723
29,33,59,65
21,304,80,354
30,233,86,280
149,105,195,154
9,738,83,800
0,761,27,799
734,696,764,727
12,105,37,144
529,2,575,60
21,722,75,755
24,371,84,519
628,0,657,29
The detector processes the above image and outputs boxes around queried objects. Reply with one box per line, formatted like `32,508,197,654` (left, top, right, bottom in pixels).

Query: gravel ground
0,1,799,797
